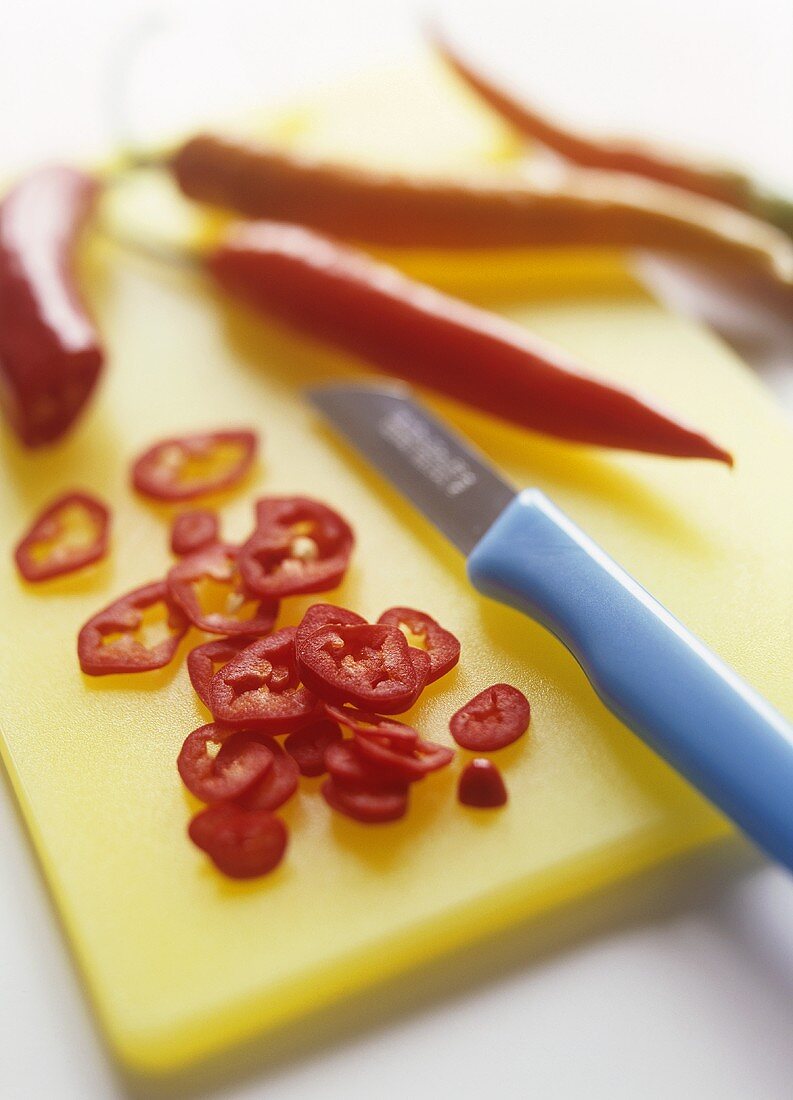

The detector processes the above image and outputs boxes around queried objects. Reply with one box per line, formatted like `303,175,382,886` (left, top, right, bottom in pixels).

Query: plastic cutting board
1,60,792,1075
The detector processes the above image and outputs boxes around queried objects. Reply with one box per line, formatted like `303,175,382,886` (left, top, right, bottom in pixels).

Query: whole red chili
297,622,420,714
0,166,104,446
208,222,733,462
238,496,354,598
458,757,508,808
166,543,279,636
132,429,258,502
321,776,409,824
15,490,109,582
208,627,319,733
450,684,531,751
188,802,288,879
177,723,274,803
187,636,249,708
284,718,343,777
235,736,300,811
377,607,460,684
170,508,219,556
77,580,189,675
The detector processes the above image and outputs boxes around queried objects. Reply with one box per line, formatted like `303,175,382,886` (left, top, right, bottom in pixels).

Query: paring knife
309,382,793,873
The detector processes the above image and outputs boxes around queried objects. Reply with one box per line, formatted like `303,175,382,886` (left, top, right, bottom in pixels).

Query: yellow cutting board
1,60,792,1076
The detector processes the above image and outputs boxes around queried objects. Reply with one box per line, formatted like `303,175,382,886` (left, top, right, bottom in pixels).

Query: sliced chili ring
167,542,279,636
449,683,531,751
297,622,418,714
77,579,189,675
208,626,319,733
15,490,110,582
188,802,288,878
295,603,366,659
187,636,249,708
377,606,460,684
170,508,219,556
354,733,454,782
324,739,406,792
322,777,409,824
458,758,508,808
177,722,274,802
324,704,419,747
235,736,300,811
132,429,258,502
284,718,343,777
239,496,354,598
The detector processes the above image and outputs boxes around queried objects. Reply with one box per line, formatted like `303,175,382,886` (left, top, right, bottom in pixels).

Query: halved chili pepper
187,636,249,708
177,722,274,803
284,718,343,777
208,222,733,462
132,429,258,502
170,508,219,556
321,776,409,824
177,135,793,291
0,166,104,447
295,603,367,658
166,543,279,636
238,496,354,598
77,579,189,675
15,490,110,582
377,607,460,684
297,622,420,714
208,627,319,733
450,683,531,750
235,736,300,811
458,757,508,808
188,802,288,879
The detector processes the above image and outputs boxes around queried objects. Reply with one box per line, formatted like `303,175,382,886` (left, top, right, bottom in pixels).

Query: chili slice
167,543,279,636
378,607,460,684
450,684,531,750
354,733,454,782
15,490,109,582
177,722,274,803
324,739,407,792
170,508,219,556
188,802,288,879
187,636,249,708
295,603,366,659
297,622,419,714
324,704,419,747
284,718,343,777
132,429,257,502
235,736,300,811
208,627,319,733
77,580,189,675
458,757,508,808
322,777,409,824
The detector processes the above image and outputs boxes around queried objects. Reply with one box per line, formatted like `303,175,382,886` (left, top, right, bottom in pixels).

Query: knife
308,381,793,873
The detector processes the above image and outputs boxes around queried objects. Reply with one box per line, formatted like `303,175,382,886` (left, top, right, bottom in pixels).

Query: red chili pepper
377,607,460,684
450,683,531,750
77,580,189,675
458,758,508,808
354,732,454,782
324,704,418,745
166,543,279,636
235,736,300,811
170,508,219,556
324,739,407,792
132,429,258,502
188,802,288,878
14,490,109,582
208,627,319,733
297,622,420,714
295,603,367,658
321,776,409,824
284,718,343,777
177,722,274,803
238,496,354,598
208,222,732,462
0,166,104,446
187,636,249,708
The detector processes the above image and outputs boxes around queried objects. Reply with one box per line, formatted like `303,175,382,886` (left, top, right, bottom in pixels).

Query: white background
1,2,792,1097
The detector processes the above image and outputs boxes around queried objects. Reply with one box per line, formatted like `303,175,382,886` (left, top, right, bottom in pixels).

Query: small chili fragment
239,496,354,598
378,607,460,684
15,490,109,582
322,777,409,824
458,758,508,808
235,736,300,811
297,622,419,714
187,636,249,708
284,718,343,777
77,580,189,675
167,543,278,636
188,802,288,879
132,429,257,502
450,684,531,751
170,508,219,556
295,603,366,658
208,627,318,733
177,723,273,803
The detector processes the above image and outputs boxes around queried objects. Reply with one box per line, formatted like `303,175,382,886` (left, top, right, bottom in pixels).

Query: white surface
1,3,792,1097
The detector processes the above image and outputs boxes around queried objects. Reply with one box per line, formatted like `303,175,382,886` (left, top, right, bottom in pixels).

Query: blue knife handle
467,489,793,872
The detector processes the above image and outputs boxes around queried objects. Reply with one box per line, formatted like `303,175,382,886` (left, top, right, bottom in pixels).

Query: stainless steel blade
307,383,516,556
